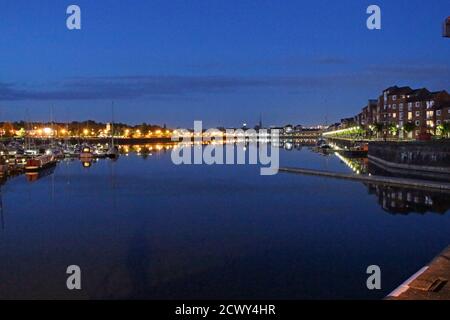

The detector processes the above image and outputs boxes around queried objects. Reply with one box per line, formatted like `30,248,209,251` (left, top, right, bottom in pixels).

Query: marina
1,0,449,306
0,141,449,299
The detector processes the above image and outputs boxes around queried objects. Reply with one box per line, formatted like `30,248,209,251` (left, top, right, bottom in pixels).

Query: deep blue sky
0,0,449,127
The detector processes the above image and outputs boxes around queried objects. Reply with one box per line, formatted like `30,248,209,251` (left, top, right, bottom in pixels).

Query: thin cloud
0,75,353,101
1,63,448,102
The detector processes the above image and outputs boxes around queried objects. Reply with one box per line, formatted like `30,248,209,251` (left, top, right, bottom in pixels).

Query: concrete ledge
387,246,450,300
369,154,450,174
279,167,450,192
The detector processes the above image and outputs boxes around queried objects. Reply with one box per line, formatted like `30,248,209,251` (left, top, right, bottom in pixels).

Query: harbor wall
368,141,450,173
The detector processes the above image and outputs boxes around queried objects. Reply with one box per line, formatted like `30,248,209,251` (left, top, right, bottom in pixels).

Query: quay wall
327,137,364,148
368,140,450,171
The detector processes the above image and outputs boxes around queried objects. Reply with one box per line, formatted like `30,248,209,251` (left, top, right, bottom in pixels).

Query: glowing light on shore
43,127,53,135
323,126,361,137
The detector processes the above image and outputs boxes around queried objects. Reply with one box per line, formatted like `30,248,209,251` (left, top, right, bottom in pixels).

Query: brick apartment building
350,86,450,139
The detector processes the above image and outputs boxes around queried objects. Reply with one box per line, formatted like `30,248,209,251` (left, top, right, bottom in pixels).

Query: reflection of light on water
284,142,293,151
82,162,91,168
335,152,361,174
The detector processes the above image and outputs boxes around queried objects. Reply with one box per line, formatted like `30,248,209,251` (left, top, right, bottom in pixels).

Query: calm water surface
1,146,449,299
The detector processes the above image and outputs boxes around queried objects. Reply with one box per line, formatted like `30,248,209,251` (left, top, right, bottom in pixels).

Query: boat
79,146,94,160
0,160,8,178
25,154,57,172
316,138,332,149
106,145,119,159
336,143,368,158
94,147,108,158
24,148,40,156
46,147,65,159
63,145,80,158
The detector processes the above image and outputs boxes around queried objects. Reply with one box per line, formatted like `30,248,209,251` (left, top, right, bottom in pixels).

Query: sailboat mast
50,105,54,148
111,101,115,148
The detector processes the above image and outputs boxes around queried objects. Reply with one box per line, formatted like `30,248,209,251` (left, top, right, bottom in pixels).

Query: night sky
0,0,449,128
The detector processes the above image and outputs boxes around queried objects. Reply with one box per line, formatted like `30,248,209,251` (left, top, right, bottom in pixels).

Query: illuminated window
408,112,413,120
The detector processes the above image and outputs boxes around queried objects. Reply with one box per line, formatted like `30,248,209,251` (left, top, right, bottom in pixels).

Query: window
415,120,420,126
416,111,421,117
399,103,404,111
399,112,404,119
437,110,441,116
393,113,397,118
392,95,397,101
437,120,441,125
388,105,391,109
408,112,413,120
408,103,413,111
426,111,434,119
427,120,434,128
393,104,397,110
416,102,421,107
383,105,387,110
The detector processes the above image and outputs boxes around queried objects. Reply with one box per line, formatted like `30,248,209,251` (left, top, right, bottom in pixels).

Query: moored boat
80,146,94,160
336,143,368,158
25,155,57,172
106,145,119,159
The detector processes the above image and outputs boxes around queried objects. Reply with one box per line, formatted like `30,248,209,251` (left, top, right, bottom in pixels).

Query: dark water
1,145,449,299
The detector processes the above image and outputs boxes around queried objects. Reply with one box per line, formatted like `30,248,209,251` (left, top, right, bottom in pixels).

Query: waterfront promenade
388,246,450,300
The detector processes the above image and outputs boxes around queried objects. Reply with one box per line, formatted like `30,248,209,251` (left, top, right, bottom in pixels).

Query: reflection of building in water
366,184,450,215
334,153,450,215
0,184,4,231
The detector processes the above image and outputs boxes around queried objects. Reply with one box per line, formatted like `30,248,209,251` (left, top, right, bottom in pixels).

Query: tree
372,123,384,139
403,122,416,140
1,122,15,137
437,122,450,138
388,123,399,137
